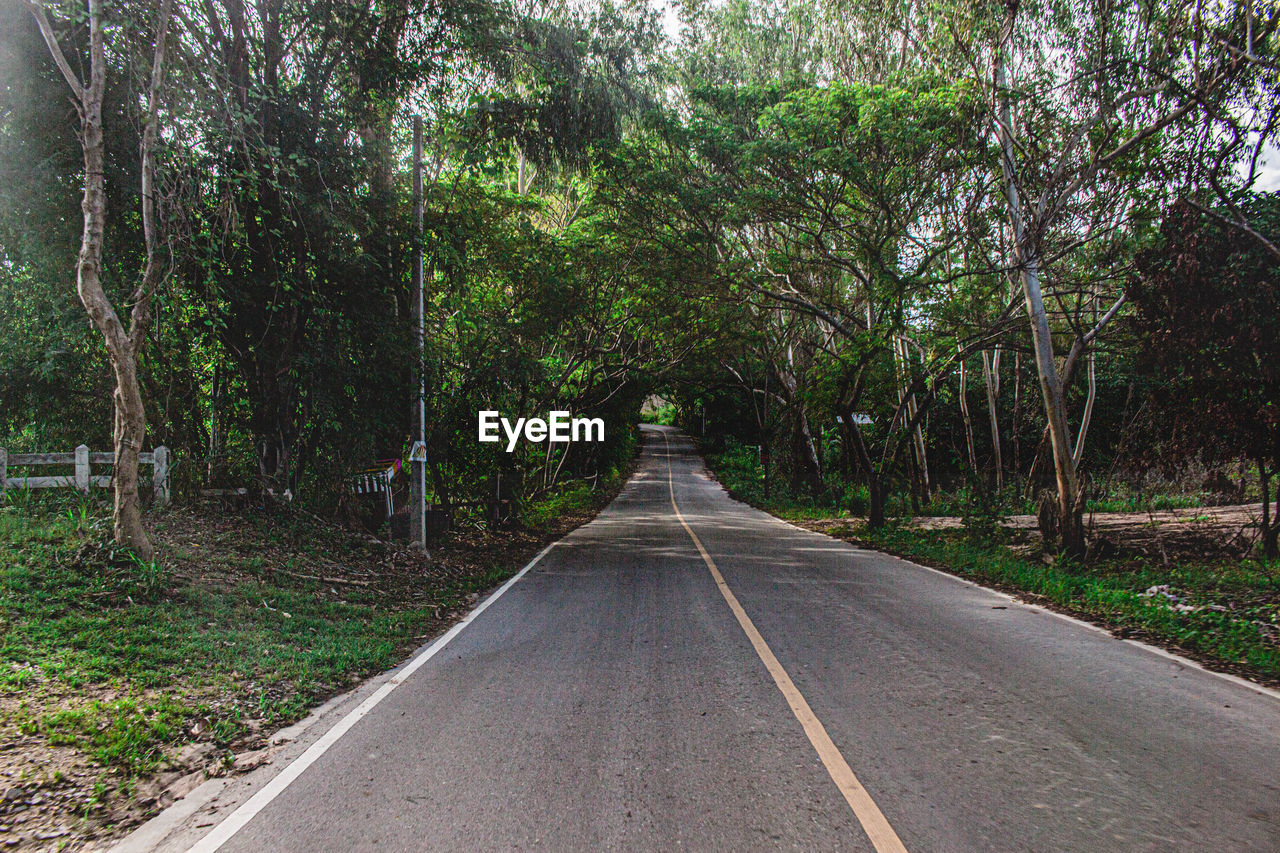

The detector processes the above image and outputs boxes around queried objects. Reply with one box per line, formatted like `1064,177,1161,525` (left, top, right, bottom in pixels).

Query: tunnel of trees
2,0,1278,560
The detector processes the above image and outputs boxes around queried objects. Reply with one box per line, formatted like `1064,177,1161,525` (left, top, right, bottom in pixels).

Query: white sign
408,441,427,462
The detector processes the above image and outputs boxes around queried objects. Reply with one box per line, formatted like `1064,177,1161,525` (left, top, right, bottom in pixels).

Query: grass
702,441,1280,686
20,696,190,775
3,512,461,697
522,482,602,532
520,451,636,532
1085,493,1209,513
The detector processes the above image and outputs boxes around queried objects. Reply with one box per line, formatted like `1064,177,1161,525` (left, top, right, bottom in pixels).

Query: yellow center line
661,432,909,853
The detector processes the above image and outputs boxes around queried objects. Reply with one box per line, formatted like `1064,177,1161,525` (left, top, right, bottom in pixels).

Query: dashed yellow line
661,432,909,853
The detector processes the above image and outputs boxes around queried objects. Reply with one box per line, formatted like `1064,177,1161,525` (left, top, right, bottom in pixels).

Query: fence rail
0,445,170,507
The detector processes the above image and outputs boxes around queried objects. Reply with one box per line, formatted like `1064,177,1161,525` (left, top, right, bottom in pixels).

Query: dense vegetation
1,1,1277,561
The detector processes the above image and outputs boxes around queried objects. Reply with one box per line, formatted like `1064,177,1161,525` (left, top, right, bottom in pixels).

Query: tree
23,0,174,557
605,78,1016,524
1130,197,1280,557
986,0,1277,556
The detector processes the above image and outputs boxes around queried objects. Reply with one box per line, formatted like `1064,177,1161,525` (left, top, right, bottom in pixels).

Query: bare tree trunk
958,354,978,475
1261,461,1278,559
982,348,1003,491
1072,347,1096,467
894,337,930,500
1072,292,1099,468
994,11,1084,556
30,0,173,559
774,360,823,496
844,415,886,527
516,148,536,196
790,408,823,496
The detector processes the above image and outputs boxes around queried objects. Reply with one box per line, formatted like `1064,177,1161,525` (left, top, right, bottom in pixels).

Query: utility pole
410,115,428,553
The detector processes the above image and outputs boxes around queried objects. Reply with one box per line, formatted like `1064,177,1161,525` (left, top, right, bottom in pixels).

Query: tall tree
24,0,174,557
987,0,1276,556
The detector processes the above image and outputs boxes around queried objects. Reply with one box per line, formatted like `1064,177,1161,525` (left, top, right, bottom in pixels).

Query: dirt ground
0,682,226,852
904,502,1269,559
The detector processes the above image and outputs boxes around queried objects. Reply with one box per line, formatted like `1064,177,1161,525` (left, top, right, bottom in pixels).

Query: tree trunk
773,362,823,497
1072,295,1099,467
994,11,1084,557
958,355,978,475
868,475,886,528
208,362,222,480
111,361,149,555
790,410,824,497
894,337,930,500
981,349,1003,491
844,413,886,528
31,0,172,559
1011,351,1022,477
1262,462,1278,559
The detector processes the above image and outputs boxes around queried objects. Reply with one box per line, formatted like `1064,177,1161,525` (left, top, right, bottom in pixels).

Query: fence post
0,447,6,496
75,445,90,494
152,446,170,508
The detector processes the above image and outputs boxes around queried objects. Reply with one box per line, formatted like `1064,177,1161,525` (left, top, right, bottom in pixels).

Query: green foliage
640,401,679,426
705,436,857,516
0,0,660,520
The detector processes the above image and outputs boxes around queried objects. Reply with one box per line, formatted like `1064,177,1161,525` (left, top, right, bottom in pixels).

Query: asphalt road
192,426,1280,852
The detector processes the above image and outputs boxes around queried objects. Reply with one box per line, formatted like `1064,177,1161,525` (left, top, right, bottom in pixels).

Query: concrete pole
410,116,428,553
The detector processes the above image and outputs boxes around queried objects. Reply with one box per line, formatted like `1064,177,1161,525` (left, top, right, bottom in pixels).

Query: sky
1254,147,1280,191
655,0,683,42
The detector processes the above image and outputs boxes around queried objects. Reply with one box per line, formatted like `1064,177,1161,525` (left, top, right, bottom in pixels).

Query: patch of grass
20,695,193,775
1086,492,1208,513
520,454,636,533
0,498,520,783
922,486,1035,517
522,483,596,531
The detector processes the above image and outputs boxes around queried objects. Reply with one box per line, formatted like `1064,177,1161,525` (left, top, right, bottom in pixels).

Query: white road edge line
751,497,1280,706
185,539,560,853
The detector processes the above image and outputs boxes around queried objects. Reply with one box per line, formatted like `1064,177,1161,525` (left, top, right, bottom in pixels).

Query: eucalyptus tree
976,0,1279,555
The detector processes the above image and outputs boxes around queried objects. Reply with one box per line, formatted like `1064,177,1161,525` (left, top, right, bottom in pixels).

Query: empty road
184,426,1280,852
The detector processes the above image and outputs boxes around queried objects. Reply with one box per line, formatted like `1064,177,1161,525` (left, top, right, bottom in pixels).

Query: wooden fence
0,445,170,507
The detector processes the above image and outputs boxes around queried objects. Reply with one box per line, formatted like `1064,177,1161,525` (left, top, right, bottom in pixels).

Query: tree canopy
2,0,1278,557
